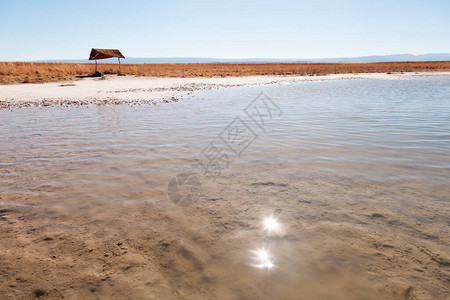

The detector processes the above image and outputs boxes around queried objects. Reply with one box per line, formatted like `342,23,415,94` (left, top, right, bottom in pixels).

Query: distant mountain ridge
28,53,450,64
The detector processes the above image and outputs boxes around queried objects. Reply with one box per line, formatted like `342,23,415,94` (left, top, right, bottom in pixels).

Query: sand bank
1,72,449,108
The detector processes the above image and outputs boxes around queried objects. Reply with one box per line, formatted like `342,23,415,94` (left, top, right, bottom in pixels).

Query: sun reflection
263,216,280,233
251,248,275,270
256,260,274,270
250,215,286,271
256,248,269,261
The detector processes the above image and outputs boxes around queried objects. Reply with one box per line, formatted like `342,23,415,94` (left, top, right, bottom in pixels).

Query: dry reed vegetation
0,61,449,84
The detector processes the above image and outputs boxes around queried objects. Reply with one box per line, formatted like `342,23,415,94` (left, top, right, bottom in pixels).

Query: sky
0,0,449,61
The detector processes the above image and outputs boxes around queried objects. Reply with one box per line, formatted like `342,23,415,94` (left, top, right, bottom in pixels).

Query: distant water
1,76,449,299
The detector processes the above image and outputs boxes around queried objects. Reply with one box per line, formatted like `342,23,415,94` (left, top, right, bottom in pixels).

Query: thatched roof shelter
89,48,125,60
89,48,125,74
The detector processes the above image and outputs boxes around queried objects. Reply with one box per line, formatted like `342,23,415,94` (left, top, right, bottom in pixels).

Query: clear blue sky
0,0,449,61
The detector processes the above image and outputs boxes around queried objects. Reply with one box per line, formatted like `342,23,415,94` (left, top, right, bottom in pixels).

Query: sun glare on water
263,216,280,233
250,215,286,271
252,248,275,270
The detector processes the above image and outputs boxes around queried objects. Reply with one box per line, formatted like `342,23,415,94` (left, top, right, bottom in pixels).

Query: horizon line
1,52,449,63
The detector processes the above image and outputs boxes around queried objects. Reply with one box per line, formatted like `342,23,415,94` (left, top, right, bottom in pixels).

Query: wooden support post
95,60,98,73
118,57,121,74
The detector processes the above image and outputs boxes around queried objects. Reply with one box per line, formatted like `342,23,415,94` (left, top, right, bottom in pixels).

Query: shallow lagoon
1,76,449,299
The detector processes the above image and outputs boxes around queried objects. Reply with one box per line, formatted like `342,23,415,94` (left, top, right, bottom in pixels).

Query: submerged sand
1,156,449,300
1,72,449,108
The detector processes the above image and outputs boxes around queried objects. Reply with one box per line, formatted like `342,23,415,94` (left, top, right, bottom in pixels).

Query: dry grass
0,61,449,84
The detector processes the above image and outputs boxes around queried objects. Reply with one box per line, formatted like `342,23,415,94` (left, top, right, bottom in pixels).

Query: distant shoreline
6,52,450,64
1,61,450,85
1,71,449,109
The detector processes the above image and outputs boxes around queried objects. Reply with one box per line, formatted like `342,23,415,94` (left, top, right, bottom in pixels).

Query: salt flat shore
1,72,449,108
